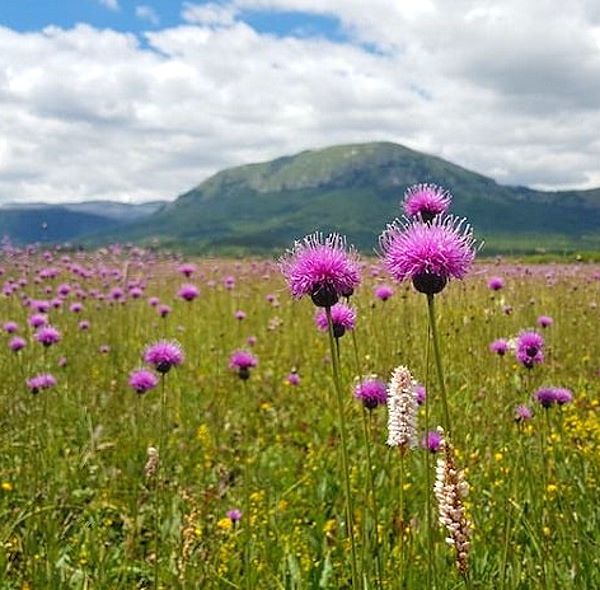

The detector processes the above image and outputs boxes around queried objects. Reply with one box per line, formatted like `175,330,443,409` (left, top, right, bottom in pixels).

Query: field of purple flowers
1,186,600,589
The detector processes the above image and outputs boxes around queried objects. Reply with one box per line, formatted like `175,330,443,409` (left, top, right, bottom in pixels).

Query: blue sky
1,1,599,204
0,1,345,41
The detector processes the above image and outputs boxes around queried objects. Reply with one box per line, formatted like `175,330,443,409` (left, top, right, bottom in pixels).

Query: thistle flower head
514,404,533,422
386,366,418,449
403,183,452,222
314,303,356,338
489,338,509,356
374,284,394,301
144,339,184,374
516,330,544,369
229,349,258,380
26,373,57,394
129,368,159,394
537,315,553,328
379,215,476,295
35,325,61,347
279,232,361,307
354,376,387,410
487,276,504,291
178,284,199,302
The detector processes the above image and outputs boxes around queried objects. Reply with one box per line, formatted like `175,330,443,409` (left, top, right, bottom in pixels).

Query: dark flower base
412,272,447,295
333,324,346,339
156,362,172,374
238,367,251,380
311,283,339,308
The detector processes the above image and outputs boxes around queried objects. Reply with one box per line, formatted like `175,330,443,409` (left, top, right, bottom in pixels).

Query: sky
1,0,600,204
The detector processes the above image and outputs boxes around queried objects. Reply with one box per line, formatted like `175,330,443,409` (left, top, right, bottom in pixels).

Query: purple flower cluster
535,387,573,408
353,377,387,410
26,373,57,394
129,369,159,395
279,233,360,307
489,339,509,356
403,183,452,222
516,331,544,369
144,340,184,374
229,350,258,380
314,303,356,338
379,215,476,295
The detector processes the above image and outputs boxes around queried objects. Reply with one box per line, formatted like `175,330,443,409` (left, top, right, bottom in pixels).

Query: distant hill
118,142,600,254
0,201,165,245
2,143,599,253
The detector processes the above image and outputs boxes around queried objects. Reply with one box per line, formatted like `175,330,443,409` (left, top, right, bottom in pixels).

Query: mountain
0,201,166,245
118,142,600,254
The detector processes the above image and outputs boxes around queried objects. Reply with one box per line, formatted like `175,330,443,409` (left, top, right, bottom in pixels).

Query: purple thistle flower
422,430,443,453
9,336,26,352
554,388,573,405
403,183,452,222
287,372,300,386
229,350,258,380
234,310,246,321
35,325,61,347
279,232,361,307
110,287,124,301
354,376,387,410
514,404,533,423
148,296,160,307
535,388,557,408
178,283,199,302
537,315,553,328
99,344,110,354
227,509,242,523
374,284,394,301
78,320,90,331
129,369,159,394
26,373,56,394
178,263,197,277
30,299,50,313
3,321,18,334
414,384,426,405
379,215,476,295
28,314,48,329
516,331,544,369
144,340,184,374
157,304,171,318
314,303,356,338
488,276,504,291
58,356,68,367
70,302,83,313
246,335,257,347
490,339,509,356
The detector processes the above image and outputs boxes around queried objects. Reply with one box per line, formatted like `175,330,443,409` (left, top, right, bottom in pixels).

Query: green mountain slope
121,142,600,253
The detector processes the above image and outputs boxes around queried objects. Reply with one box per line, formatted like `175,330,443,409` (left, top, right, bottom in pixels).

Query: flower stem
423,321,435,590
351,329,384,590
426,294,452,434
326,306,359,590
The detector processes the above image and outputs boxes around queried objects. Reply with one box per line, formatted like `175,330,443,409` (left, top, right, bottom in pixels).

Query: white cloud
1,0,600,205
181,2,238,26
97,0,120,11
135,5,160,26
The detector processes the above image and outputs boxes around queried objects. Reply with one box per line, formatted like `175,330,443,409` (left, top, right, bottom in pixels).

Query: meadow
1,245,599,589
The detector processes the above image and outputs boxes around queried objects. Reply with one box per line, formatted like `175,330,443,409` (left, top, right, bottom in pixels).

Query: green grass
1,254,599,588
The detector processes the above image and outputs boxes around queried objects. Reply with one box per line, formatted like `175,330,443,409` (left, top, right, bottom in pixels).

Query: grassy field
1,249,599,589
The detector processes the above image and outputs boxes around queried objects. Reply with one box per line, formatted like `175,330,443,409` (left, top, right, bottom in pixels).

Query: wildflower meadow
1,185,599,589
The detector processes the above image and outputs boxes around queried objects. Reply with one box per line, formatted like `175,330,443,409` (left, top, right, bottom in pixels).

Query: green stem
423,322,435,590
426,294,452,435
351,328,383,590
326,307,359,590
